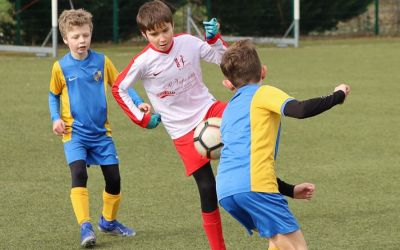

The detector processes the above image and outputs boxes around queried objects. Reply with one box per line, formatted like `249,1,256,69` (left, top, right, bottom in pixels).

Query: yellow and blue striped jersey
48,50,118,142
216,84,294,201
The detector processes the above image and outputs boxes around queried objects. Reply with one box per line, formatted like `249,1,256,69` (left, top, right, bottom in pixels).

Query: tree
301,0,373,33
0,0,14,44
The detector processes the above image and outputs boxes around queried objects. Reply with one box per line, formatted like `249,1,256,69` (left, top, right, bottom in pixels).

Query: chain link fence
1,0,399,49
316,0,400,36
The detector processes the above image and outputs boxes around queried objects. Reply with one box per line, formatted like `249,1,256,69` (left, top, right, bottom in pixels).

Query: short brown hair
220,40,262,88
58,9,93,39
136,0,174,33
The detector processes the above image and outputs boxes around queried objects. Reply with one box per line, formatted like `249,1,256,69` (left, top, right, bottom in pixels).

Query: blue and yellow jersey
216,84,294,201
48,50,118,142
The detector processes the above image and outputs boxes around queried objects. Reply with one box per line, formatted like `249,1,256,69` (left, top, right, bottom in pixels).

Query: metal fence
1,0,399,57
316,0,400,36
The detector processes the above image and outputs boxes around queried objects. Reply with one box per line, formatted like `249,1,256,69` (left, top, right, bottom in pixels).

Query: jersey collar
149,39,174,54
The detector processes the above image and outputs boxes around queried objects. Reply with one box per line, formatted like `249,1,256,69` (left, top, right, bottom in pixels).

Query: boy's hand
138,103,152,114
52,119,67,136
293,183,315,200
146,113,161,129
203,18,219,40
334,84,350,98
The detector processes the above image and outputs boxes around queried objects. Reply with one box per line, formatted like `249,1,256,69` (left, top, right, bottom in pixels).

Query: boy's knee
100,164,121,194
198,180,216,194
70,160,88,187
105,174,121,188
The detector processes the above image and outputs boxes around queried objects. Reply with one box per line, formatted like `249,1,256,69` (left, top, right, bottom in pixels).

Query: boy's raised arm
200,18,228,64
283,84,350,119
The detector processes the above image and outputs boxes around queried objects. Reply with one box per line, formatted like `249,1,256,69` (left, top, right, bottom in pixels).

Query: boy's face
63,24,92,60
142,22,174,52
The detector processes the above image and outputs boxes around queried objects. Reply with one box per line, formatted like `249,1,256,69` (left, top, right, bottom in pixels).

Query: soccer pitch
1,38,399,249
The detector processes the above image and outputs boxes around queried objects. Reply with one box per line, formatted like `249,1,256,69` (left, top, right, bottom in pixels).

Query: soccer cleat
80,222,96,248
97,216,135,237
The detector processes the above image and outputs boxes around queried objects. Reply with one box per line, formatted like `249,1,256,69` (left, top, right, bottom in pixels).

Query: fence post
294,0,300,48
16,0,22,45
375,0,379,35
206,0,212,19
113,0,119,43
186,6,191,34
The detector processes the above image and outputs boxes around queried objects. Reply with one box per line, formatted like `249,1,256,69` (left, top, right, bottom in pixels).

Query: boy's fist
52,119,67,136
203,18,219,40
293,183,315,200
138,103,151,114
334,83,350,97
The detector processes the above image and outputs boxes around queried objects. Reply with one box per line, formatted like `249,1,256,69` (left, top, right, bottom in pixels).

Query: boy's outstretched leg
193,163,226,250
202,208,226,250
98,164,135,237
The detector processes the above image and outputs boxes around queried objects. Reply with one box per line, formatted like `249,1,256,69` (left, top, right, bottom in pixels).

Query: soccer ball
193,117,223,160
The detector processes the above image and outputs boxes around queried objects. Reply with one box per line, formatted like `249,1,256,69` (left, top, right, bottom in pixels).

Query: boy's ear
62,37,68,45
141,31,148,40
261,65,267,80
222,79,236,91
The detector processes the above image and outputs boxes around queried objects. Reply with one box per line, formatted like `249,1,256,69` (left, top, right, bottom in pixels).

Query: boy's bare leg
267,240,279,250
269,230,308,250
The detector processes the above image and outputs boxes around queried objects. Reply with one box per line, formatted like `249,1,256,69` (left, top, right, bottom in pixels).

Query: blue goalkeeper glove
146,113,161,129
203,18,219,40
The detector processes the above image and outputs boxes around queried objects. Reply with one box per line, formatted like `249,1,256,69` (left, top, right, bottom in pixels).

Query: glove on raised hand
203,18,219,40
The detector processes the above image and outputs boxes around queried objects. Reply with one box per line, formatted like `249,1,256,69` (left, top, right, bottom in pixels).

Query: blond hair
220,40,262,88
58,9,93,39
136,0,174,33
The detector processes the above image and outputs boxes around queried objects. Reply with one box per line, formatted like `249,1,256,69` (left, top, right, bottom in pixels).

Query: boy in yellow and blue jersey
48,9,160,248
217,40,350,250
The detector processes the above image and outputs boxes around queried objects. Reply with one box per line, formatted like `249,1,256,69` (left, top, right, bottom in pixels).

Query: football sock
102,190,121,221
70,187,90,225
267,247,279,250
202,208,226,250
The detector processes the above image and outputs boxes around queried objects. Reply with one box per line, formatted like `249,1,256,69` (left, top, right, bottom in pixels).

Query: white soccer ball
193,117,223,160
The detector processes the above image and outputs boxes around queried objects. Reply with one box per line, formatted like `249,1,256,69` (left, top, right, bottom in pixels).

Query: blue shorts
219,192,299,238
63,134,119,166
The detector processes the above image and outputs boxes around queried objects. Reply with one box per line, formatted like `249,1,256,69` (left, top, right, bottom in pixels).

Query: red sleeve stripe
206,33,229,48
112,46,151,128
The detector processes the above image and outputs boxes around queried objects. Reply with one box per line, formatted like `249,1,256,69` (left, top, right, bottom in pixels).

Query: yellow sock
268,247,279,250
102,191,121,221
70,187,90,225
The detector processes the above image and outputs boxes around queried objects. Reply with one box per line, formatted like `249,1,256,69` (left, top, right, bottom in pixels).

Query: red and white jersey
113,33,228,139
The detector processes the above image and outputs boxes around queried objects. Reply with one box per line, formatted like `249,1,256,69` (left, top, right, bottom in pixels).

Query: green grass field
1,38,399,249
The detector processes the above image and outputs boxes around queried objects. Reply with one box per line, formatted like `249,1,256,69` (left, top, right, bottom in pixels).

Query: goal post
294,0,300,47
51,0,58,57
0,0,58,57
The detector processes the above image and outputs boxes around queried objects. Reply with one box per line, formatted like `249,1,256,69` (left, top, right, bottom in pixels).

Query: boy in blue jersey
48,9,161,248
217,40,350,250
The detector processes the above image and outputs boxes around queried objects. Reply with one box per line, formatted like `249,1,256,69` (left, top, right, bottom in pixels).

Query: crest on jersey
174,55,186,70
93,70,102,82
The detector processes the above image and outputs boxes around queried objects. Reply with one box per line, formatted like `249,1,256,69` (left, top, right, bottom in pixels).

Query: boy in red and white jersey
113,1,315,249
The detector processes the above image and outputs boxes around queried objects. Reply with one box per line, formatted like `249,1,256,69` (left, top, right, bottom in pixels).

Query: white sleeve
199,34,228,65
